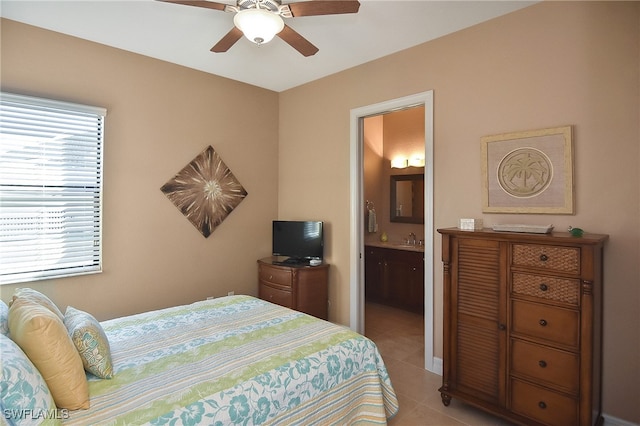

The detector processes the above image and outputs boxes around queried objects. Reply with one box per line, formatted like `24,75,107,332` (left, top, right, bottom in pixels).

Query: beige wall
1,1,638,422
0,19,280,320
279,2,639,422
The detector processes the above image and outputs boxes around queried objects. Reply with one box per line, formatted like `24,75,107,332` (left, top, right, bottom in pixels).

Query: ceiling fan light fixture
233,8,284,45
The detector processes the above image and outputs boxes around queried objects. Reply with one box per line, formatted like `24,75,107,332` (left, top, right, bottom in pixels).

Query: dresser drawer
511,339,579,394
512,244,580,274
259,283,292,308
511,300,579,348
512,272,580,306
511,379,577,426
259,265,292,288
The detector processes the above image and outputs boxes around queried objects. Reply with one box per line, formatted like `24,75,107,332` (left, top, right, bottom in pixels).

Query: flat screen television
272,220,323,264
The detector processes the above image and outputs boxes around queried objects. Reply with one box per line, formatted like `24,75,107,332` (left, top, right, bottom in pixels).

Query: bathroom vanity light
408,156,425,167
391,156,424,168
391,158,408,168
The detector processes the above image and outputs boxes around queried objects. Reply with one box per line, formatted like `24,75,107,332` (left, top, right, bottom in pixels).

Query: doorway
349,91,436,373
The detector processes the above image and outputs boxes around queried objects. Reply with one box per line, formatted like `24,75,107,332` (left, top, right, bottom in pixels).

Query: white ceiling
0,0,536,92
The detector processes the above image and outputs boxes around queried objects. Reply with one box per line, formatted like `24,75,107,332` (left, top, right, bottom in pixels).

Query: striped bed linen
64,295,398,425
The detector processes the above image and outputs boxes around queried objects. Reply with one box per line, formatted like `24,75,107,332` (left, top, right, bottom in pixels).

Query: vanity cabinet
257,258,329,320
364,245,424,313
438,228,608,426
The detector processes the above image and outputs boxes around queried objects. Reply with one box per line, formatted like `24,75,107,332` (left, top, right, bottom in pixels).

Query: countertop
364,241,425,252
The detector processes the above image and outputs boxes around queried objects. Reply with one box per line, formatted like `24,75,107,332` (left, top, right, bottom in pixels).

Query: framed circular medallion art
481,126,574,214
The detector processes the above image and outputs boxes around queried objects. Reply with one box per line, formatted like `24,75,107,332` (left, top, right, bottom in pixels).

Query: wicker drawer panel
512,273,580,305
512,244,579,274
511,379,578,426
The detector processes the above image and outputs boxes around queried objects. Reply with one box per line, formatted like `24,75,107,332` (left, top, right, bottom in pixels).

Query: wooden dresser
257,257,329,320
438,228,608,426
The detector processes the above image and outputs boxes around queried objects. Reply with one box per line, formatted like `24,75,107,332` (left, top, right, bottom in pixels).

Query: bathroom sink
389,243,424,251
365,241,424,251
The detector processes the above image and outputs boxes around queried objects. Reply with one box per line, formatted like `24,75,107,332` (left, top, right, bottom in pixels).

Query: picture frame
481,125,574,214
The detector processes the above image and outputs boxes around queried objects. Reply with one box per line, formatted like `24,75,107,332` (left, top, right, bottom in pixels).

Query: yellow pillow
8,297,89,410
10,288,64,321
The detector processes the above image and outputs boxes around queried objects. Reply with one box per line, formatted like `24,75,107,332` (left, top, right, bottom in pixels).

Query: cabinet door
385,251,424,313
365,247,386,302
406,254,425,313
450,237,506,404
294,267,329,320
386,255,411,307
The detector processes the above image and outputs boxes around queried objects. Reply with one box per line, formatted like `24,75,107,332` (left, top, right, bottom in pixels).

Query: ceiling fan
159,0,361,56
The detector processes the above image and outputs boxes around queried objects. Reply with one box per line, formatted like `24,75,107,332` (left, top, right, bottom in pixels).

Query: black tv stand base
278,257,308,266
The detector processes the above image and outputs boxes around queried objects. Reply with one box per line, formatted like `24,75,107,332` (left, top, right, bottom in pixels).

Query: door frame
349,90,436,373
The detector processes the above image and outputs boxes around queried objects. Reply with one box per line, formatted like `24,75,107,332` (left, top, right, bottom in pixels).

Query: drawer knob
539,254,548,262
498,323,506,331
538,360,547,368
539,283,548,291
539,319,548,327
538,401,547,409
269,275,273,280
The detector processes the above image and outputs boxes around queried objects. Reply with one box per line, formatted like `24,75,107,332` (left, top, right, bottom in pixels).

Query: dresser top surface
437,227,609,245
258,257,329,269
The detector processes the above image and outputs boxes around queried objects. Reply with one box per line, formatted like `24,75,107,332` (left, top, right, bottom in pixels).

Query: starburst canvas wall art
161,145,247,237
481,126,573,214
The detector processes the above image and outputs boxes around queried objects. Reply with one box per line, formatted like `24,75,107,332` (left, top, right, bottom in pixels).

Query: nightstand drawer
259,265,292,287
512,300,579,348
511,339,579,394
259,284,292,308
512,272,580,306
512,244,580,274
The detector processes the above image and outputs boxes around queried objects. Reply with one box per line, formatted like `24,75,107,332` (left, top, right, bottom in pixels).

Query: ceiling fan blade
288,0,360,17
157,0,227,11
277,25,319,57
211,27,243,52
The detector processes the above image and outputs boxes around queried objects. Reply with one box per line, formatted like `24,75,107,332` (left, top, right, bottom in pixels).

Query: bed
1,293,398,425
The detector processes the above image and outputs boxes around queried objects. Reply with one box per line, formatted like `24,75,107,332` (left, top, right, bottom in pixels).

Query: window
0,93,106,285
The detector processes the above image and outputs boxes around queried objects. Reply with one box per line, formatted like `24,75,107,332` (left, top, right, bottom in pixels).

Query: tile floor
364,302,514,426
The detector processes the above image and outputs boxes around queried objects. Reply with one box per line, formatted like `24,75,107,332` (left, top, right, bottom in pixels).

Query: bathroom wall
364,107,426,246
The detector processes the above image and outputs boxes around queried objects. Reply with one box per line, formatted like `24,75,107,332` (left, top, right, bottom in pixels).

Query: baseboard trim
603,413,639,426
430,356,442,375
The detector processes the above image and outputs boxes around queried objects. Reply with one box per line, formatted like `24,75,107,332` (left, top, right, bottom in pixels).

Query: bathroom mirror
390,174,424,224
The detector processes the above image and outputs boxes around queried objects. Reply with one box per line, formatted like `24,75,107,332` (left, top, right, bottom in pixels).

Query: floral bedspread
64,295,398,425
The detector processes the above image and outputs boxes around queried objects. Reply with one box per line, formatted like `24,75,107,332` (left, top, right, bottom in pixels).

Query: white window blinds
0,93,106,285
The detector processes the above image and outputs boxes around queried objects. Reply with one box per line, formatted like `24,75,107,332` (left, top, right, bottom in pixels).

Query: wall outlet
228,291,234,296
206,296,214,300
